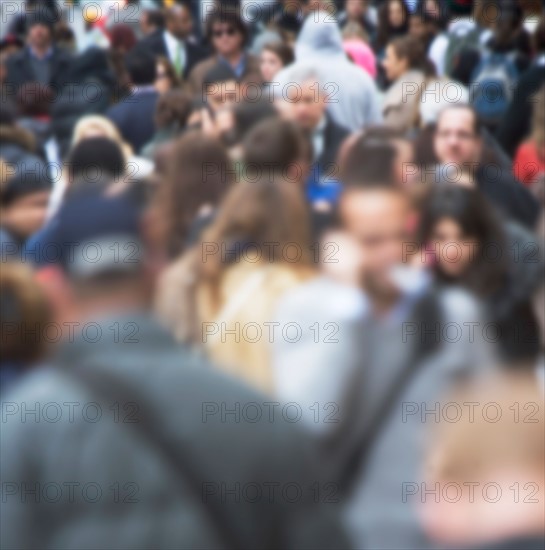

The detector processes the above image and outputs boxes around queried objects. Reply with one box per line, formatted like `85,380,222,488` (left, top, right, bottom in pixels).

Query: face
389,0,405,28
434,109,482,167
167,6,192,40
346,0,366,18
382,44,408,81
282,79,326,131
430,217,478,278
341,189,411,301
424,0,440,19
27,24,52,50
211,22,243,57
409,15,427,39
260,49,283,82
206,79,239,112
2,191,50,239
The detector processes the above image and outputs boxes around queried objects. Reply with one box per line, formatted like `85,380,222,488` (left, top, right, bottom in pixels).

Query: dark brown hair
154,88,192,129
159,130,232,258
197,176,314,309
389,35,434,75
261,41,294,67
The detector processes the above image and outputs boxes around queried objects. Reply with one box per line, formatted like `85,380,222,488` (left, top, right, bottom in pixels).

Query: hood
295,11,344,59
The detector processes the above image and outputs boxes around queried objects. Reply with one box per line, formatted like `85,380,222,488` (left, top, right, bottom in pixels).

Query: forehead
341,188,408,227
437,108,474,131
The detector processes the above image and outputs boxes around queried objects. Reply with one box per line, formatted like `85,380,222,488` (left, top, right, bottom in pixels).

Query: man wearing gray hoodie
274,10,382,132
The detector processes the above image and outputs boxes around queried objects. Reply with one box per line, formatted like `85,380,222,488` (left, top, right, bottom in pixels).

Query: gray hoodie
275,11,382,132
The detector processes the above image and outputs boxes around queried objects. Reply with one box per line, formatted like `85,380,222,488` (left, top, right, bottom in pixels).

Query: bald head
165,3,192,40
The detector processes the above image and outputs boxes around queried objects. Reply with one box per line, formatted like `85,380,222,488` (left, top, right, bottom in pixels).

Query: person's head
50,189,153,317
387,0,408,27
154,89,192,131
155,56,180,94
109,23,137,54
339,184,411,306
377,0,410,48
124,49,156,86
156,130,231,258
260,42,294,82
72,115,132,159
16,82,54,117
434,105,482,166
0,171,51,240
417,185,506,294
422,373,545,548
382,35,426,81
67,137,125,187
140,9,165,36
203,64,239,113
409,12,427,40
165,2,193,40
345,0,369,19
206,11,247,57
276,66,328,131
198,176,313,303
243,116,312,185
1,262,52,368
343,127,414,187
26,14,54,51
491,0,523,42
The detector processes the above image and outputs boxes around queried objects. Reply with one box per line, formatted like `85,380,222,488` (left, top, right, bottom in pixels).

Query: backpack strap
338,290,442,495
58,361,246,549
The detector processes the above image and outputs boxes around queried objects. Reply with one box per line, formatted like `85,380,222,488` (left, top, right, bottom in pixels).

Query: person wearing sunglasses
187,10,263,96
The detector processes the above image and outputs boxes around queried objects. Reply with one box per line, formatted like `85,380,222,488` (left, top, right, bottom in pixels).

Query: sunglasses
213,27,237,38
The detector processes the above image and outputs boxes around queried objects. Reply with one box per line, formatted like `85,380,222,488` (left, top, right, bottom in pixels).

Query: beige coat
382,69,426,133
155,249,312,394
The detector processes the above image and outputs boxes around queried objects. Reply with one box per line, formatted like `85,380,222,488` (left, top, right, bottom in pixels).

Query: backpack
470,51,519,125
444,26,482,77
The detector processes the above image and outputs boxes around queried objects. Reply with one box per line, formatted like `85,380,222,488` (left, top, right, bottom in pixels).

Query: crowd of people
1,0,544,549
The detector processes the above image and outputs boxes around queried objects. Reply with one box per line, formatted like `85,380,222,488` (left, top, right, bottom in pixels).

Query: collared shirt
131,85,157,95
163,30,186,74
28,46,54,85
311,115,327,162
218,53,247,79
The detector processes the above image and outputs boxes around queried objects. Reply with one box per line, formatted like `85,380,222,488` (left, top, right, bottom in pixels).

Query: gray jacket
1,314,349,550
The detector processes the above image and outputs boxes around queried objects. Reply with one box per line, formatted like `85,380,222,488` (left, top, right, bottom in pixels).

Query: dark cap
53,189,144,279
1,170,52,207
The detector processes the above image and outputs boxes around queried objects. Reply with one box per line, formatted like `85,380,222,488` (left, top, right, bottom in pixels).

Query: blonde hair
71,115,133,160
427,373,545,484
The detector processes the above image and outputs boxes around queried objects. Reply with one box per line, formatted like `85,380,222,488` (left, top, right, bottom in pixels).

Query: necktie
174,43,183,76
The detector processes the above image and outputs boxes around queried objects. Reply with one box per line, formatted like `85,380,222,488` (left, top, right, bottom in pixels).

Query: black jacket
497,60,545,157
317,115,351,174
134,31,208,78
106,89,159,154
5,46,72,92
476,165,540,230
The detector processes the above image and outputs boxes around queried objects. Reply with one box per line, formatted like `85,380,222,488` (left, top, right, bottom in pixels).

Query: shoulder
6,49,27,66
